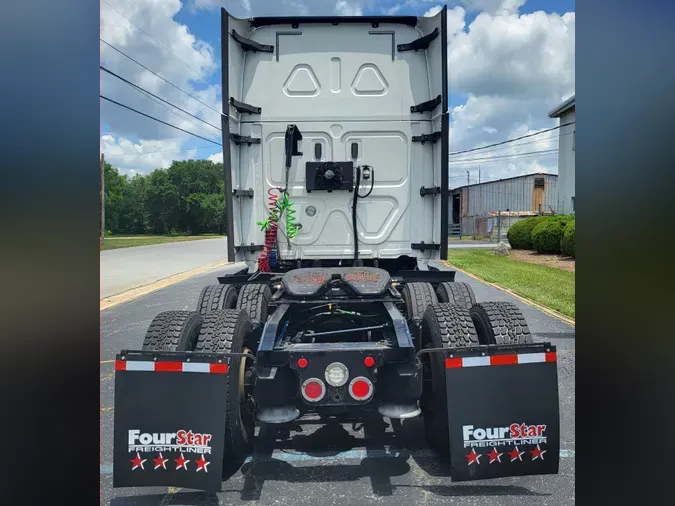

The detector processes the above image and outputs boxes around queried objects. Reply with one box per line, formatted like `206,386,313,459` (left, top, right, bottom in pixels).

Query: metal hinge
397,28,439,52
233,189,254,198
411,95,442,114
230,133,261,146
411,242,440,251
230,98,261,115
420,186,441,197
235,244,264,252
412,131,442,144
231,30,274,52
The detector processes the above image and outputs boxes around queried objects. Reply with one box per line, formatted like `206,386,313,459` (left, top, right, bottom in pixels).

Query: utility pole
100,153,105,247
478,165,481,184
466,170,470,186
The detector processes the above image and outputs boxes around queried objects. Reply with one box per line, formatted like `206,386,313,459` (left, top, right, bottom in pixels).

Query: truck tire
470,301,533,345
401,282,438,347
196,284,238,316
236,283,272,330
435,282,476,309
196,309,255,472
141,310,202,352
419,303,478,456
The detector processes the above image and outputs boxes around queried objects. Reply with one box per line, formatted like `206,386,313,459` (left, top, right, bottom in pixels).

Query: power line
100,95,222,146
102,0,209,82
100,39,223,117
100,66,221,132
449,122,575,157
450,130,575,160
448,149,559,165
104,66,222,143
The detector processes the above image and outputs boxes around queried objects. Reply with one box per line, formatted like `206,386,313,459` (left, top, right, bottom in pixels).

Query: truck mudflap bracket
112,350,252,492
421,343,560,481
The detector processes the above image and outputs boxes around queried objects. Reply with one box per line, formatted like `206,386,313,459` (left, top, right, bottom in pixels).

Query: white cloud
101,134,200,175
388,0,439,16
100,0,222,171
459,0,526,15
207,152,223,164
445,7,575,184
335,1,364,16
448,11,575,99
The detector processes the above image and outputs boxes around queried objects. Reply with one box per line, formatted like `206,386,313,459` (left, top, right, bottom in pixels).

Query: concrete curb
440,260,575,327
100,259,233,311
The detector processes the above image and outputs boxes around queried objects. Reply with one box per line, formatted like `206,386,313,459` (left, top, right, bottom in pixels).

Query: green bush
506,216,547,250
561,221,575,258
532,218,569,254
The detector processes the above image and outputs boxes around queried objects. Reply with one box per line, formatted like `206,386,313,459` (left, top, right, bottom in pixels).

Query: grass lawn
101,234,224,251
445,249,575,319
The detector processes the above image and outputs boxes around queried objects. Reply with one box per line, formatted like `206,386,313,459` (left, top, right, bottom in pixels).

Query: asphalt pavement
100,264,575,506
100,238,228,299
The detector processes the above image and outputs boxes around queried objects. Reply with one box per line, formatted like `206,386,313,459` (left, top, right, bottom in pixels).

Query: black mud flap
444,343,560,481
112,350,232,493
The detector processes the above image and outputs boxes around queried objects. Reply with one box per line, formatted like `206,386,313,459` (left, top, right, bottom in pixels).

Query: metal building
449,172,559,239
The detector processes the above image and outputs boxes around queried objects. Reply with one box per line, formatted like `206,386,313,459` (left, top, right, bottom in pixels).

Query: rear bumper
254,342,423,416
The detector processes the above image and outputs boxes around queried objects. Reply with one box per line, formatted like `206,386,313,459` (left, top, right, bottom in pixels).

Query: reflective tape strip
445,351,556,369
463,356,491,367
114,360,228,373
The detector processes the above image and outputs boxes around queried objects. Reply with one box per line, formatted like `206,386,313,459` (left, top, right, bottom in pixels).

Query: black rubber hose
352,166,361,265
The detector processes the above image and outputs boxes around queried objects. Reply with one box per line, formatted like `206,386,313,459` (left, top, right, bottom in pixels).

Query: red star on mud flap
465,448,482,465
530,444,547,461
130,452,146,471
174,453,190,471
487,447,503,464
508,446,525,462
153,452,168,470
195,454,210,473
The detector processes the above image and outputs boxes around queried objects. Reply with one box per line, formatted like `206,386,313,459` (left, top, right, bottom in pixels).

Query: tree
104,163,127,233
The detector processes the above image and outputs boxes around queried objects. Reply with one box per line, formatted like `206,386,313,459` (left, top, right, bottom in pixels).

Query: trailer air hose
257,187,283,272
352,165,375,265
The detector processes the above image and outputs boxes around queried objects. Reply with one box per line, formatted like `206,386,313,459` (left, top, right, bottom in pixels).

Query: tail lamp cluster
298,356,375,402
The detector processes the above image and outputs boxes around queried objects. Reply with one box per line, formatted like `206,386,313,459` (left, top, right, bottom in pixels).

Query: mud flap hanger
112,351,255,493
417,343,560,481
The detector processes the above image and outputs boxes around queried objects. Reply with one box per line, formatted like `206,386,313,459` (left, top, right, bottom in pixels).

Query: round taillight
325,362,349,387
301,378,325,402
349,376,373,401
364,356,375,368
297,357,308,369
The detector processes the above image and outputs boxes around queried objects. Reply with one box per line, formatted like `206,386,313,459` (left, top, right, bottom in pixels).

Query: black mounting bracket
231,30,274,53
230,98,261,115
285,125,303,168
235,244,264,252
420,186,441,197
233,189,254,199
411,242,440,251
412,131,442,144
397,28,439,52
230,133,261,146
411,95,442,113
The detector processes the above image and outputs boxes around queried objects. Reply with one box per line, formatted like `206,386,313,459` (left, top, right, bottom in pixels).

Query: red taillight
364,356,375,368
297,357,308,369
348,377,373,401
301,378,325,402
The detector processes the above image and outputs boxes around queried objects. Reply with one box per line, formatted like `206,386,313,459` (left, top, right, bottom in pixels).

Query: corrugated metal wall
452,174,558,220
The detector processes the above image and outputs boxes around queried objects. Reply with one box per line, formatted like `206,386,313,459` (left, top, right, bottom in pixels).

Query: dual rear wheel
402,281,533,455
141,283,271,475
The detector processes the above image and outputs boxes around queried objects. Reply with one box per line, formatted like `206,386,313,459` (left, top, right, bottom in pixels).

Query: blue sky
100,0,574,183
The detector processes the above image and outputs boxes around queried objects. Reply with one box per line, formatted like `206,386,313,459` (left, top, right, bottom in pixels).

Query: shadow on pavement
110,491,219,505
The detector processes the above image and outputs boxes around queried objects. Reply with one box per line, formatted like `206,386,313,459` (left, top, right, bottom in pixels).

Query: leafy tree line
104,159,226,235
